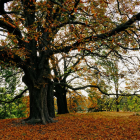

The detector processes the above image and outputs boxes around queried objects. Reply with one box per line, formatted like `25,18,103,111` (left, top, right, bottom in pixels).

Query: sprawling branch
52,12,140,54
53,82,108,95
0,17,23,45
85,12,140,42
54,82,140,98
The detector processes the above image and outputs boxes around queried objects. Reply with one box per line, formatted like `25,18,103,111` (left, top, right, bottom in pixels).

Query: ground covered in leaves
0,112,140,139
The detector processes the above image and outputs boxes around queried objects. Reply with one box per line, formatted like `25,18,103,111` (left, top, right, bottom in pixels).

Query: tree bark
55,85,69,114
116,94,119,112
22,74,55,124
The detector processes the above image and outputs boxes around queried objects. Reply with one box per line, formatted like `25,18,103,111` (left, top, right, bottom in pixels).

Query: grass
0,112,140,139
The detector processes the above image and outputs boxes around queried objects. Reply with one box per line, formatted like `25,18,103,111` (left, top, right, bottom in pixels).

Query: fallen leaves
0,112,140,139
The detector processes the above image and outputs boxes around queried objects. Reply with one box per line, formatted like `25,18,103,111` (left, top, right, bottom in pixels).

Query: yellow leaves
82,66,87,71
132,45,136,48
91,81,97,86
0,40,7,46
71,66,74,71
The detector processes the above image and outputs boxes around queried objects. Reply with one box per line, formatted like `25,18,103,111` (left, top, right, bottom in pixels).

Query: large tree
0,0,140,124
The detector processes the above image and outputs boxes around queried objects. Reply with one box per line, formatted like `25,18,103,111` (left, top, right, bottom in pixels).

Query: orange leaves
1,112,140,139
46,3,51,8
21,96,30,117
74,8,77,13
91,8,95,15
11,55,14,59
3,19,16,29
14,40,18,44
85,20,88,25
77,47,81,52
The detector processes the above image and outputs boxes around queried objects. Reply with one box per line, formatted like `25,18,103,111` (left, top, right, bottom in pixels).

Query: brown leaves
1,112,140,139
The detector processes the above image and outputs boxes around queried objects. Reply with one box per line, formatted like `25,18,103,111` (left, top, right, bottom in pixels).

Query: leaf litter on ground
0,112,140,139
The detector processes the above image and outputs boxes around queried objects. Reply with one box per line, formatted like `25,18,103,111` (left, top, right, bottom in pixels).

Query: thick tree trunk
22,75,55,124
55,85,69,114
63,92,69,113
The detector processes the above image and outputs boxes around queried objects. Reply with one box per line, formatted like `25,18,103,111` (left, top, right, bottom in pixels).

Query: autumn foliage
0,0,140,125
1,112,140,139
21,96,30,118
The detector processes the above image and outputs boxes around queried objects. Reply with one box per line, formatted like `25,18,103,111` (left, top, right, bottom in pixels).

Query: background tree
51,51,86,114
81,48,140,112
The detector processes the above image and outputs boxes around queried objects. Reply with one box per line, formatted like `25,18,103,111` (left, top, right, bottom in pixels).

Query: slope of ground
0,112,140,139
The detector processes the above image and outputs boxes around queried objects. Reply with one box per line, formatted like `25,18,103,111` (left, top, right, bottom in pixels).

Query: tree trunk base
22,117,58,125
